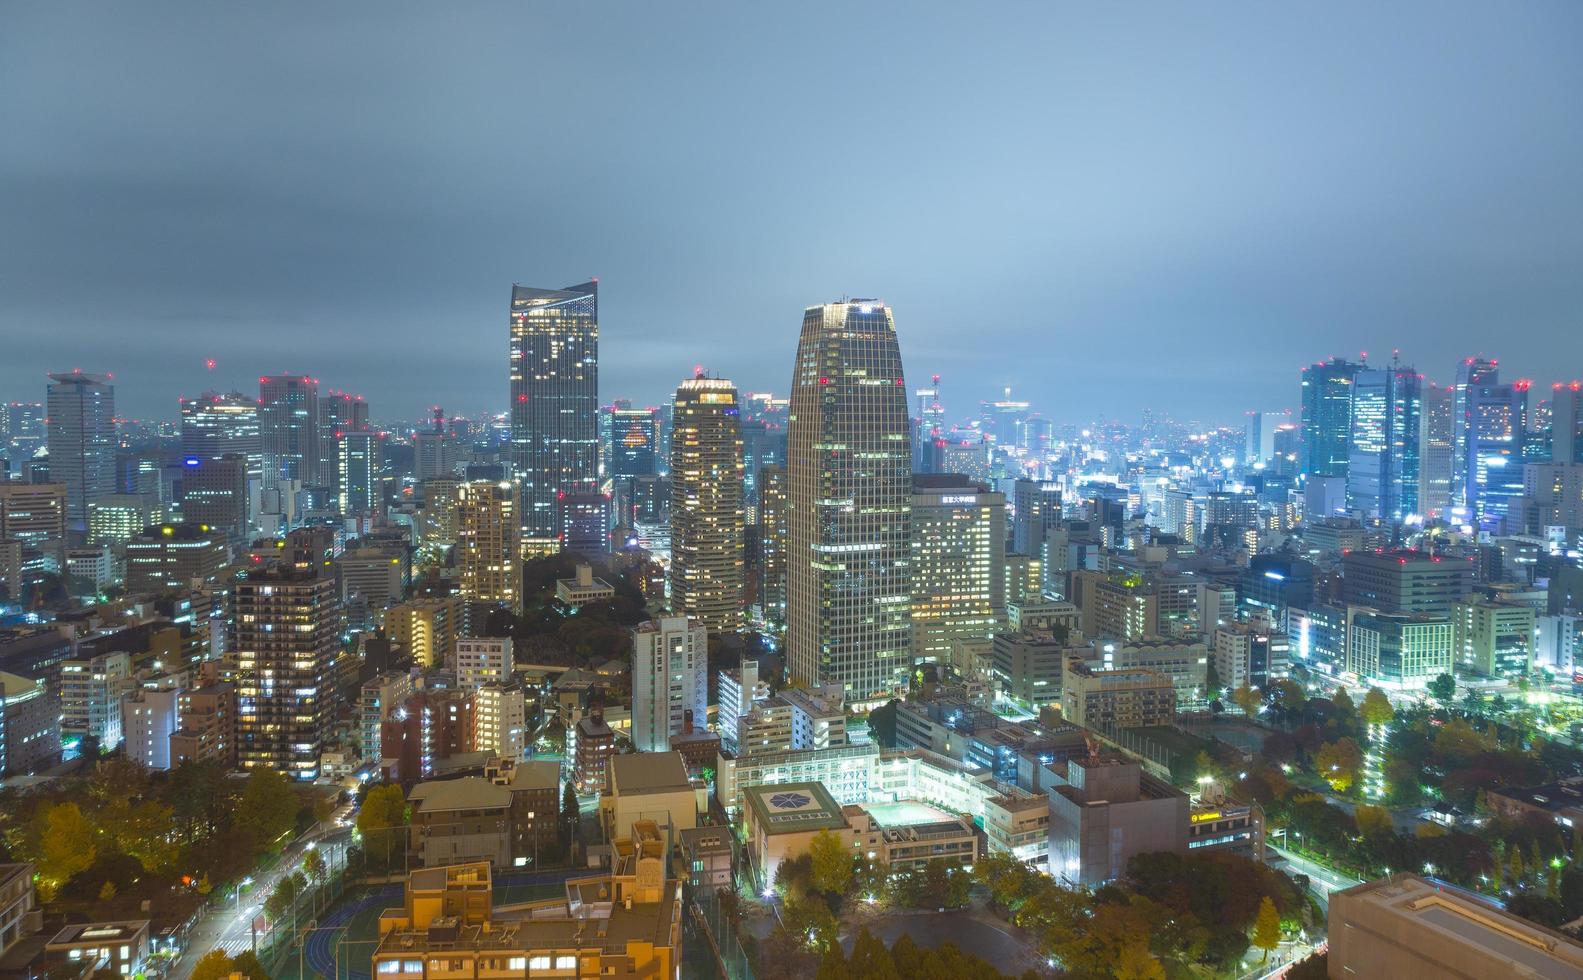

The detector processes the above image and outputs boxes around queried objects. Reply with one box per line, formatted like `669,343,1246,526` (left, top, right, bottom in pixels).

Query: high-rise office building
1347,365,1421,522
631,615,708,752
508,282,599,548
457,480,520,613
320,390,368,485
1453,356,1499,507
603,403,660,479
1012,478,1062,556
1552,382,1583,467
910,476,1006,665
414,407,459,483
0,482,67,551
1419,383,1454,518
2,402,45,463
786,300,912,704
556,491,611,558
46,372,116,533
124,522,229,594
259,374,321,486
337,430,382,516
739,416,787,521
180,391,263,485
234,562,339,779
758,465,788,627
1299,357,1360,479
669,375,744,633
1465,378,1529,526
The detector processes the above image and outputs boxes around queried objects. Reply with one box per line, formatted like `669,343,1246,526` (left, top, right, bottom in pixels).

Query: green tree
31,802,97,900
1332,686,1356,716
1205,657,1223,698
1252,895,1281,963
97,880,116,901
561,781,581,847
358,783,409,868
189,951,234,980
1361,687,1395,727
1233,684,1261,716
235,768,299,850
1427,673,1456,703
302,848,326,879
808,830,853,895
229,951,267,978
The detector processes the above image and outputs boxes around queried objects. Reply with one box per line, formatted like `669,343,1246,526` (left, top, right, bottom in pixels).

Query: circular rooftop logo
769,792,812,810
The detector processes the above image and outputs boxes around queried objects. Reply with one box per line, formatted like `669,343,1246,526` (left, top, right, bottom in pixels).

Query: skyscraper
180,391,262,483
1299,357,1360,479
259,374,321,486
1346,365,1421,522
1012,478,1062,556
509,281,599,549
320,390,369,486
603,403,660,479
457,480,520,612
46,371,116,533
911,475,1006,664
669,375,744,633
1452,356,1499,507
1551,381,1583,466
1465,378,1530,526
234,562,339,779
786,300,912,704
758,464,788,627
1419,383,1454,518
337,430,382,517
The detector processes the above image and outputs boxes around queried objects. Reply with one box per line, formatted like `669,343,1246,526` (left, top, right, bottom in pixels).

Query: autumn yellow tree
1252,896,1281,963
1360,687,1394,728
1314,738,1363,793
31,802,97,900
808,829,853,895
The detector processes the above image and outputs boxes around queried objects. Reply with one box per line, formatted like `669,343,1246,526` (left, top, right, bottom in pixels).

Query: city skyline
6,3,1583,423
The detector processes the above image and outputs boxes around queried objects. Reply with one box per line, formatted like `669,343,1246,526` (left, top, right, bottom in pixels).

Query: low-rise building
372,831,680,980
1047,755,1189,886
484,757,561,866
990,631,1069,708
600,752,697,840
678,826,734,890
58,651,132,750
1329,874,1583,978
1060,661,1175,730
45,920,150,978
0,672,60,777
121,683,181,771
454,636,512,688
1487,777,1583,829
169,682,235,768
1187,781,1264,862
0,862,38,957
573,705,616,794
123,523,228,594
408,776,513,868
1454,597,1536,679
983,793,1050,867
554,562,616,608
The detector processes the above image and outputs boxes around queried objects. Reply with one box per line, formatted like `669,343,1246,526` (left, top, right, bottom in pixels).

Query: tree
1361,688,1395,728
561,781,581,848
1115,941,1167,980
1427,673,1456,704
358,783,409,868
303,848,326,879
1233,685,1261,716
229,951,267,979
867,700,900,748
1332,686,1356,717
235,768,299,851
808,830,853,895
97,880,116,901
31,802,97,900
1315,738,1364,793
190,951,234,980
1252,895,1281,963
1354,804,1393,836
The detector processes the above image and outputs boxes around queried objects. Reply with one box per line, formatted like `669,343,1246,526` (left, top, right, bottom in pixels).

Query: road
1268,843,1361,911
167,822,353,979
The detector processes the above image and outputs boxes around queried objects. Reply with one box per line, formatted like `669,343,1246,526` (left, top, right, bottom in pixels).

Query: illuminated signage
1190,810,1222,824
940,495,978,505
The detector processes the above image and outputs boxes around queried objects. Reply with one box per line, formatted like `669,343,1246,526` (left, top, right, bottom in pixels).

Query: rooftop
408,776,512,812
48,920,151,946
609,752,690,795
743,781,848,834
1335,874,1583,978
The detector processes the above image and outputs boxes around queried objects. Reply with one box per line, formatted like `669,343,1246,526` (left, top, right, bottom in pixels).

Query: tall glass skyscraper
1466,378,1529,526
46,371,116,533
181,390,263,483
509,281,599,546
669,375,744,633
786,300,912,705
1419,383,1454,518
1346,365,1422,522
1299,357,1362,480
1453,356,1498,507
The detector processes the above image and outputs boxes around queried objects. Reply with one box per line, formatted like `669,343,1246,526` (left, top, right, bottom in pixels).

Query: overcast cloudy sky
3,2,1581,425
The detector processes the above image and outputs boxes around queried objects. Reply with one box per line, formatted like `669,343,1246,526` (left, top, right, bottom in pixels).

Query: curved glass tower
786,300,912,705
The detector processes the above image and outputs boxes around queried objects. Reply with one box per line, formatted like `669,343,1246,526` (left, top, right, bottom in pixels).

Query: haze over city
5,2,1582,423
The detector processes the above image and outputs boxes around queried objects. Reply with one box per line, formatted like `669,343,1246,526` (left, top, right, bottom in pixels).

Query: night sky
3,2,1581,425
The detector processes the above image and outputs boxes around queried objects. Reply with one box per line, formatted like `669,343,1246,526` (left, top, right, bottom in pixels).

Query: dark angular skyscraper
1299,357,1361,479
509,281,599,548
786,300,912,705
259,374,321,485
45,371,116,533
1465,377,1529,527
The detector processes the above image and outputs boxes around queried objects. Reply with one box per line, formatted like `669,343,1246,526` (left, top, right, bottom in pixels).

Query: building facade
668,376,745,632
